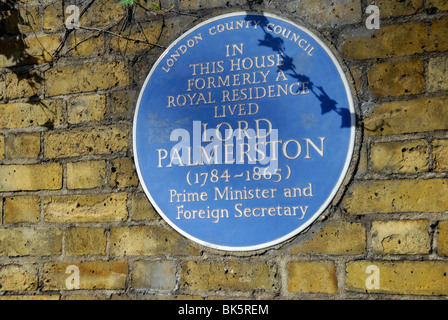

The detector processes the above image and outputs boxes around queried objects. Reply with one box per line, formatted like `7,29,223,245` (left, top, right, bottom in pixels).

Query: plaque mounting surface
133,12,356,251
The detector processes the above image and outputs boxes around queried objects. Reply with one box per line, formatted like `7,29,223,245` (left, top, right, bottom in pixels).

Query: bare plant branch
6,0,170,74
78,25,166,48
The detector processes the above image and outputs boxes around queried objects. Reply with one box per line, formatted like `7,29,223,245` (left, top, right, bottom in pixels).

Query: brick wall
0,0,446,300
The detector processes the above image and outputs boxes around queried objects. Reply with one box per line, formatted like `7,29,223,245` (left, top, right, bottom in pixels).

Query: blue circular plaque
133,12,355,251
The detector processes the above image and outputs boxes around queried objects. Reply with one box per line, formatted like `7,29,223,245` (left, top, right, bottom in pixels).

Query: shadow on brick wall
0,0,43,102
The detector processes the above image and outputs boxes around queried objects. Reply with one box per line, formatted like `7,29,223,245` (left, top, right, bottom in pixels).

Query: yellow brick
110,225,200,256
0,227,62,257
364,96,448,136
110,90,137,118
0,265,38,291
159,15,198,47
79,0,126,28
371,220,430,254
111,293,203,300
372,0,423,18
23,35,61,63
346,261,448,295
5,196,40,223
67,160,106,189
45,61,129,96
0,135,4,160
340,18,448,59
433,139,448,172
0,35,60,68
66,30,105,57
436,221,448,257
64,294,106,300
131,192,159,221
343,179,448,214
67,94,106,124
371,140,429,174
1,4,40,34
282,221,366,255
17,5,41,34
180,260,279,292
42,261,128,290
182,0,362,27
43,193,128,223
368,59,425,97
5,70,42,99
0,295,60,300
350,67,362,94
287,0,362,28
428,56,448,92
0,163,62,192
0,39,27,68
44,126,128,158
178,0,234,10
0,100,63,129
133,260,176,290
109,21,163,53
0,78,3,102
43,2,64,32
427,0,448,12
288,261,337,294
110,158,139,188
65,227,107,256
7,132,41,159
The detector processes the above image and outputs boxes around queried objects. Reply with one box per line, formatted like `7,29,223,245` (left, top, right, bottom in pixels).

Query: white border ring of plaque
133,12,356,251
